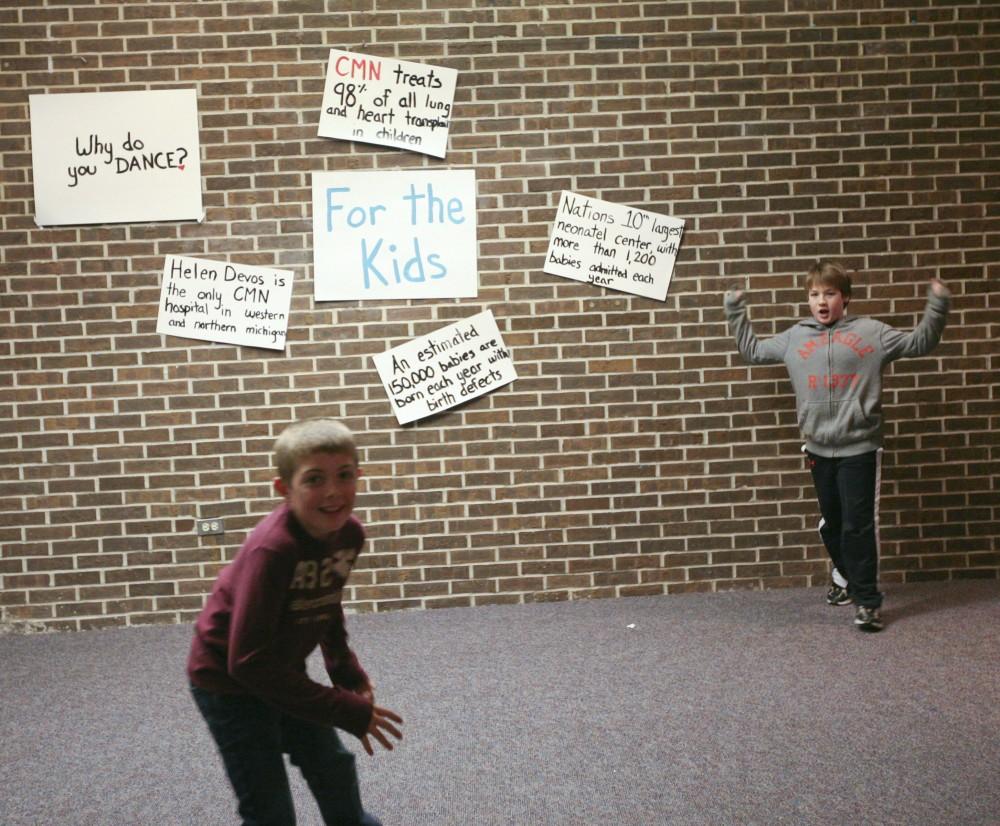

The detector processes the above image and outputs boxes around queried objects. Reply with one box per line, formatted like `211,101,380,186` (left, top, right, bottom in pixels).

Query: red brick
0,2,995,628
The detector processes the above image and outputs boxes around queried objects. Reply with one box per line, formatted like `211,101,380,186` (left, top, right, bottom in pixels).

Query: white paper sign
156,255,293,351
543,191,685,301
372,310,516,425
318,49,457,158
312,168,477,302
29,89,202,226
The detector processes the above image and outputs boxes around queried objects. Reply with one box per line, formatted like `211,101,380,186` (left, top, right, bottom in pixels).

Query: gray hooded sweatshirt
723,288,950,458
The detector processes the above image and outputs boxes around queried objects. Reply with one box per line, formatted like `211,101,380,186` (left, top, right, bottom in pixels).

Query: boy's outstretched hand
930,277,948,296
725,285,745,303
362,704,403,755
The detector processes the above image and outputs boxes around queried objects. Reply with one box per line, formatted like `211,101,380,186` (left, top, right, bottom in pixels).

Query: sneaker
854,605,884,632
826,583,852,606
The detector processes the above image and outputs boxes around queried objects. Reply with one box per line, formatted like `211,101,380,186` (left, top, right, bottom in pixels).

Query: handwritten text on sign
373,310,516,425
543,192,685,301
156,255,293,351
312,169,477,302
29,89,202,226
318,50,458,159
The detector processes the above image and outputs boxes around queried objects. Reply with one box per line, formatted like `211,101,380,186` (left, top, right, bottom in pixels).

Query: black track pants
807,449,883,609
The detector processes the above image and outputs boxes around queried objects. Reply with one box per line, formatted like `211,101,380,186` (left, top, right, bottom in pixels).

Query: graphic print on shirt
288,547,358,622
797,328,874,400
797,330,875,362
808,373,860,390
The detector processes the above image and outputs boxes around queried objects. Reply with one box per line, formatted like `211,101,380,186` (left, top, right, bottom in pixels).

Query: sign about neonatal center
543,191,685,301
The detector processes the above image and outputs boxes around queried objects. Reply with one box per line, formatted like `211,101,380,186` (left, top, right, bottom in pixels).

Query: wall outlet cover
196,518,224,536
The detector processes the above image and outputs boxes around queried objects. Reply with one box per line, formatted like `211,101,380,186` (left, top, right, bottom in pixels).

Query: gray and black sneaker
854,605,884,632
826,583,852,606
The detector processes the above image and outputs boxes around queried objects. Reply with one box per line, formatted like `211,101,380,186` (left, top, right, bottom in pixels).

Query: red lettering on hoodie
807,373,860,390
797,339,823,360
799,331,874,361
832,330,874,358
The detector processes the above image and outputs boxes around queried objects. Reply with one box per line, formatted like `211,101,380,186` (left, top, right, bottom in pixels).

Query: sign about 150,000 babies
373,310,516,425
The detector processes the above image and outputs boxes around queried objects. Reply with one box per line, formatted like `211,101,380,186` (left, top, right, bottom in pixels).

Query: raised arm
880,278,951,361
723,287,790,365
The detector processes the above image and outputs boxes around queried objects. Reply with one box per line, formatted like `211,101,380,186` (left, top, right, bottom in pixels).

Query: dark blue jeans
807,449,883,609
191,684,381,826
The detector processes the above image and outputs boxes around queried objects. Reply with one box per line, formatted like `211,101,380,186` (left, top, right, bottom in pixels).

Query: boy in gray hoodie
724,260,950,631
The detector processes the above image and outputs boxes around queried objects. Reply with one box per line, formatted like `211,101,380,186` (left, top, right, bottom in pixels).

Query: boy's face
807,283,848,326
274,451,360,541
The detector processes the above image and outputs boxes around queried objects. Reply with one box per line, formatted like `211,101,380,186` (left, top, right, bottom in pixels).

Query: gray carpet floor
1,580,998,826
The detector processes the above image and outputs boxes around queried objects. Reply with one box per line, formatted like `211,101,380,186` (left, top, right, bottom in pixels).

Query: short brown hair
274,418,358,483
803,260,852,298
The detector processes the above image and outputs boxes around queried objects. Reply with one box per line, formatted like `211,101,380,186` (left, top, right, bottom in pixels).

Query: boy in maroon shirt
188,418,402,825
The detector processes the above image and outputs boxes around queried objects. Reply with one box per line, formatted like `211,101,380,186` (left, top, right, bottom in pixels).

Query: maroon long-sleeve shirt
186,504,372,738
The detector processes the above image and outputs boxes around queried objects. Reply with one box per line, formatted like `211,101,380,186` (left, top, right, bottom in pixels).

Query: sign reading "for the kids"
312,168,477,302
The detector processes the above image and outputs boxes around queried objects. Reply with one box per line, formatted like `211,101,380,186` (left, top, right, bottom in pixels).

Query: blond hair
274,418,358,483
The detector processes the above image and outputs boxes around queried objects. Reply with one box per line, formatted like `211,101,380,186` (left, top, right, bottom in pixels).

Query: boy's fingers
362,706,403,755
371,729,394,751
376,719,403,741
374,705,403,724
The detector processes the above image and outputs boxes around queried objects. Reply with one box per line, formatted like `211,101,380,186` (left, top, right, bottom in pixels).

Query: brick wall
1,0,998,632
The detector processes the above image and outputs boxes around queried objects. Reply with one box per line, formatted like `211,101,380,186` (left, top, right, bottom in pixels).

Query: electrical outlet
196,518,225,536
